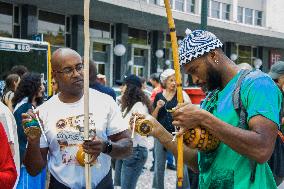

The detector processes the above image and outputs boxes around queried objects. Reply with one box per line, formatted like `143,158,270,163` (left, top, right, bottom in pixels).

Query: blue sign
32,34,43,42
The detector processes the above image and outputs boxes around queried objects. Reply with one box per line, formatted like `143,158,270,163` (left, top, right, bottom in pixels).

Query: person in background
0,101,20,187
89,60,116,101
96,74,107,85
114,74,152,189
268,60,284,186
237,63,253,70
13,73,46,189
0,122,17,189
152,68,191,189
10,65,29,78
2,74,20,112
51,78,59,96
140,77,147,91
149,73,162,103
149,73,176,172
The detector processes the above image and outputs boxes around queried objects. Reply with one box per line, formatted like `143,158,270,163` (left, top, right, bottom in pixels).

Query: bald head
51,48,81,70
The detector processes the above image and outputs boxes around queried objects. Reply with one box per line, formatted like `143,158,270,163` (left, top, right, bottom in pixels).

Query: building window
38,10,66,46
0,2,13,38
245,8,253,25
128,28,148,45
89,20,111,39
222,3,230,20
149,0,158,4
211,1,221,19
175,0,184,11
65,16,71,47
254,10,262,26
186,0,195,13
237,6,243,23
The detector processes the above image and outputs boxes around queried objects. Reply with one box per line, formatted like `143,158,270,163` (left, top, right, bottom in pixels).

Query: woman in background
114,74,152,189
152,69,191,189
12,73,46,189
2,74,20,112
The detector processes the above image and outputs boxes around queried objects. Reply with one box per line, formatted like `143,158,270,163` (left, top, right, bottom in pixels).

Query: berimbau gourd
134,117,220,152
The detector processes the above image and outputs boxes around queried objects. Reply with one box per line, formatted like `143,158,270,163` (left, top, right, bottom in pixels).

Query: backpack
232,69,284,184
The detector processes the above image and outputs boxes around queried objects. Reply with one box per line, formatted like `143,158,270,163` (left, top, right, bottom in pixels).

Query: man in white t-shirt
22,48,133,189
0,101,20,187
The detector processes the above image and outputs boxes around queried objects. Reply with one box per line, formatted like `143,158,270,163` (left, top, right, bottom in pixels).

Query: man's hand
129,113,164,138
22,109,42,144
82,138,106,158
172,103,208,134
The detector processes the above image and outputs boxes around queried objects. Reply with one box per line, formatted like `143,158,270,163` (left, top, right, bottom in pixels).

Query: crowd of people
0,29,283,189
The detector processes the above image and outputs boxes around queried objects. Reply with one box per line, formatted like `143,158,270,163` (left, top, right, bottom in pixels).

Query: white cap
160,69,175,84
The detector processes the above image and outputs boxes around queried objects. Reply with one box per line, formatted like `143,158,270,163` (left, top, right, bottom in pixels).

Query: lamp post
201,0,208,30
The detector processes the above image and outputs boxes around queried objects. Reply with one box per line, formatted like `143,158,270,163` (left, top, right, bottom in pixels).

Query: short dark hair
150,73,160,83
10,65,28,77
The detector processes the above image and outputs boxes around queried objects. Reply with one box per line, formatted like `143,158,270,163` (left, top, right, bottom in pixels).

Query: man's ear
281,83,284,92
208,50,218,60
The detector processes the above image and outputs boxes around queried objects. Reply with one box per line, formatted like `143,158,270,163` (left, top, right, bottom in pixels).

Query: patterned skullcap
179,29,223,66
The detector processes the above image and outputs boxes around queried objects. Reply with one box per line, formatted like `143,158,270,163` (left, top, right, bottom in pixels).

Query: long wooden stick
163,0,184,187
83,0,91,188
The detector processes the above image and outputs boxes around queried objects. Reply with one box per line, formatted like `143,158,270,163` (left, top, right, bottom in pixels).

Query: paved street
114,136,177,189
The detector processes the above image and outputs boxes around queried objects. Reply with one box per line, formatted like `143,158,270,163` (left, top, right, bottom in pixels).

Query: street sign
0,41,30,52
32,34,43,42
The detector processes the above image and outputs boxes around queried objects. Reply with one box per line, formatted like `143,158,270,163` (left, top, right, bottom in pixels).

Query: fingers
176,127,187,137
176,102,190,109
172,119,182,127
82,140,103,155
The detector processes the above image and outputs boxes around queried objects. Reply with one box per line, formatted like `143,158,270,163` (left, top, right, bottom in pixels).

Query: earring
214,60,219,64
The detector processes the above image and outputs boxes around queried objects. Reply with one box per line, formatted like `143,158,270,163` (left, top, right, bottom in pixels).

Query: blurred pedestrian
237,63,252,70
0,122,17,189
10,65,28,78
114,74,152,189
13,73,46,189
0,101,20,187
51,78,59,96
149,73,162,103
152,68,190,189
2,74,20,112
268,60,284,186
89,60,116,101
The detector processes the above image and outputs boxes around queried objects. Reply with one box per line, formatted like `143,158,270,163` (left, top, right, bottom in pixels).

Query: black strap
232,69,258,182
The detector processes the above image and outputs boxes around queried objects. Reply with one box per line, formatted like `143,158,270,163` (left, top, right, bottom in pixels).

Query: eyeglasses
55,63,84,76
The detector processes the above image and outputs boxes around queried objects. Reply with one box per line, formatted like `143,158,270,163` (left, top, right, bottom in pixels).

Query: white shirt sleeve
182,90,192,103
0,113,13,142
130,102,148,115
106,98,128,136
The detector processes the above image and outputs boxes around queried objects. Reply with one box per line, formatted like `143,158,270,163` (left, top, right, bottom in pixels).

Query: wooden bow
163,0,184,187
83,0,91,188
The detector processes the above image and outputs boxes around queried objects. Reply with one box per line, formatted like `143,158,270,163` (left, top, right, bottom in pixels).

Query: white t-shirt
0,101,20,187
122,102,149,148
38,89,128,189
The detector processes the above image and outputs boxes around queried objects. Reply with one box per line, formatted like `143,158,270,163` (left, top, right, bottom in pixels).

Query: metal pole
201,0,208,30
